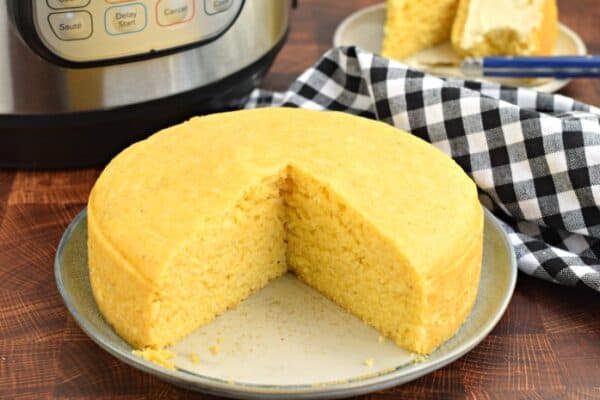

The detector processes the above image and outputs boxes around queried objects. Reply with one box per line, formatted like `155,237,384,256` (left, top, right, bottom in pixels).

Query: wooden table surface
1,1,599,399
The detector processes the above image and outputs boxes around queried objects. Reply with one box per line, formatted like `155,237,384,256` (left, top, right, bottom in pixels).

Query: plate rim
55,207,517,399
332,2,588,94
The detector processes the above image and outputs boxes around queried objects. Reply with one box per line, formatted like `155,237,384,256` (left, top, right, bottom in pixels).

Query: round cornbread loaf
88,108,484,354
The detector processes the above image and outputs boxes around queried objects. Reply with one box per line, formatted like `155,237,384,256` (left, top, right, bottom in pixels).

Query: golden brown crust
534,0,559,55
450,0,469,56
382,0,459,60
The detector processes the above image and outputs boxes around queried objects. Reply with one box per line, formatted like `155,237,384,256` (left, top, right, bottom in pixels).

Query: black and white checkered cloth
246,46,600,292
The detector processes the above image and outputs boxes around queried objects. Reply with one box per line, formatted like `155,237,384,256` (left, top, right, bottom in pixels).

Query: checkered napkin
246,46,600,292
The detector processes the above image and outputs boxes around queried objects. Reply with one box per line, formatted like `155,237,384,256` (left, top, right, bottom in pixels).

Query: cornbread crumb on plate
209,345,220,355
363,358,375,368
132,348,175,370
413,354,429,364
190,352,201,365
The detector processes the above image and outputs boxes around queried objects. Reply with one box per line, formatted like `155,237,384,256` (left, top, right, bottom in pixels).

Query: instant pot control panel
12,0,244,67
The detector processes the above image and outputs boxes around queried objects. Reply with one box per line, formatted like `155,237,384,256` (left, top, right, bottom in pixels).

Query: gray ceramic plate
55,208,516,399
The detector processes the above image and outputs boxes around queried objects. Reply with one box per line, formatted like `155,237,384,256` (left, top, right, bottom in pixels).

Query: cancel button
157,0,194,26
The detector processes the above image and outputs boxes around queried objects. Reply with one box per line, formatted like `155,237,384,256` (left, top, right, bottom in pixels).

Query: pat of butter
461,0,543,48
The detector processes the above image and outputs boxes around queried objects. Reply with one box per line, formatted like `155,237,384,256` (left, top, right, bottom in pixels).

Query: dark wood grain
1,1,599,399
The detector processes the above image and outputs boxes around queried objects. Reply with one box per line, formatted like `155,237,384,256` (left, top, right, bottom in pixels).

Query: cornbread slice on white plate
333,3,586,92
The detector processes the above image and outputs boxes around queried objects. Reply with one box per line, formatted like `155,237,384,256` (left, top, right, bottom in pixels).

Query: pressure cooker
0,0,292,168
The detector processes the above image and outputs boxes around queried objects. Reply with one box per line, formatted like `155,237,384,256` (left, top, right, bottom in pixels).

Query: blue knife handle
482,71,600,78
483,55,600,69
480,55,600,78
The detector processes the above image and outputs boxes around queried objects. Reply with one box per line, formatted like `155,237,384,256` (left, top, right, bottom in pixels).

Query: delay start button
156,0,195,26
105,3,147,35
48,11,93,40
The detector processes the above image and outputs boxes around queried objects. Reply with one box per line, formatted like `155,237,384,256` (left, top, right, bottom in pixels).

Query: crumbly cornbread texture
88,108,483,355
132,348,175,370
381,0,459,59
452,0,558,56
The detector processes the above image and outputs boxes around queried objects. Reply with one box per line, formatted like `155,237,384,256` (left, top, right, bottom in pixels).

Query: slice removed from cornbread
88,108,483,355
451,0,558,56
381,0,459,60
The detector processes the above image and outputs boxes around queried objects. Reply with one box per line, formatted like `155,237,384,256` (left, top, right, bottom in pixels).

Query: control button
48,11,93,41
105,3,147,35
157,0,195,26
47,0,91,9
205,0,233,15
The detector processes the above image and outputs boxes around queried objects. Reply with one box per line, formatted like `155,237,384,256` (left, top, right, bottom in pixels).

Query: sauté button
157,0,194,26
46,0,91,9
105,3,146,35
48,11,93,40
205,0,233,15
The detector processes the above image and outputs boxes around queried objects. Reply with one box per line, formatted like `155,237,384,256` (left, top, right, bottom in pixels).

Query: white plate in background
333,3,587,93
